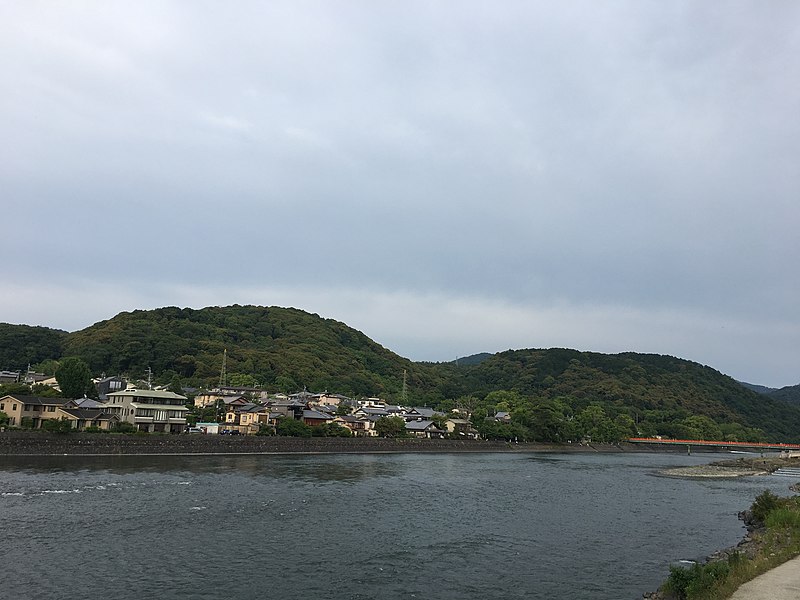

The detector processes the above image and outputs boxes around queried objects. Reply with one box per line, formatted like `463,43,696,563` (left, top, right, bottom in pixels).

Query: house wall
0,397,23,426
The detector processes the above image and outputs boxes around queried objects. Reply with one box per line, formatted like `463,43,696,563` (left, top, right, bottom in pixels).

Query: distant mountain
4,305,800,441
739,382,778,394
453,352,493,366
741,380,800,407
767,385,800,406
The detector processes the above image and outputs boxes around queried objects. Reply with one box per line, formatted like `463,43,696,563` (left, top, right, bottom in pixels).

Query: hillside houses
1,381,481,440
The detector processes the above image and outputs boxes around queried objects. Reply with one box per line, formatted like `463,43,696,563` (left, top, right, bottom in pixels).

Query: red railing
628,437,800,450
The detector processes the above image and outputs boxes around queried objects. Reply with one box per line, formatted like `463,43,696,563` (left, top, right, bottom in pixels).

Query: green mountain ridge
1,305,799,441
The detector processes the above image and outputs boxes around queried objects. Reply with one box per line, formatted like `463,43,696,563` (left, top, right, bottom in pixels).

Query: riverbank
0,431,719,456
645,471,800,599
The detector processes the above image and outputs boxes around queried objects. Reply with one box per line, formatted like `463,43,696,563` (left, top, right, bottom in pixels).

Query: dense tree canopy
55,357,96,399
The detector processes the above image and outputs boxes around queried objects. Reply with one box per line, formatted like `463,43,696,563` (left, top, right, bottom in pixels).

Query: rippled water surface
0,452,793,599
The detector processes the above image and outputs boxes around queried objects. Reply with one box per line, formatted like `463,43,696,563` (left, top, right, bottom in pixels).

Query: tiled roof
2,395,68,406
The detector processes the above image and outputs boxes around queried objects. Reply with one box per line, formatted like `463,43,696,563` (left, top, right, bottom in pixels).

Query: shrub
276,417,312,438
766,507,800,530
84,426,103,433
665,564,696,599
311,423,353,437
685,561,730,597
110,422,136,434
752,490,786,524
665,560,731,600
41,418,74,433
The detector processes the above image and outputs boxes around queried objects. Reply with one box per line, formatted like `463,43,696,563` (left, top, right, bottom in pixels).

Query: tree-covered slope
4,305,799,441
62,305,427,397
0,323,67,370
768,385,800,406
427,349,800,442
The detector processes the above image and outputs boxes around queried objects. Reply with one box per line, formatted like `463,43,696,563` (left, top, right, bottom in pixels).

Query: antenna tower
146,367,153,390
401,369,408,405
219,349,227,387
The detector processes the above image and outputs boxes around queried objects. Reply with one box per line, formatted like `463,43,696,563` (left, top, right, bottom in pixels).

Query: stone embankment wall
0,432,699,456
0,432,525,455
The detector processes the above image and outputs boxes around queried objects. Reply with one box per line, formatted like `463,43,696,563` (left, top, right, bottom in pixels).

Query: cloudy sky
2,1,798,387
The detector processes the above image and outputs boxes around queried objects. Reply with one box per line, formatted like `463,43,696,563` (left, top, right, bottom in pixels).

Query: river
0,451,793,599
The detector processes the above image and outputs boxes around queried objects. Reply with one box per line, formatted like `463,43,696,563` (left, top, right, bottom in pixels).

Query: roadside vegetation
663,490,800,599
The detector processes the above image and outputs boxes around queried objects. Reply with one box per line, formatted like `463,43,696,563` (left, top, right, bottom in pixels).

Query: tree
31,384,61,398
0,383,32,396
275,375,298,394
55,357,96,399
0,411,9,426
613,414,637,440
375,416,407,438
167,374,184,395
312,422,353,437
576,404,619,443
682,415,723,441
276,417,313,437
41,418,74,433
33,359,61,376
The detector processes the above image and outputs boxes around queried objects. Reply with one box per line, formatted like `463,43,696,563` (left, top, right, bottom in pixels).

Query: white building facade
105,388,189,433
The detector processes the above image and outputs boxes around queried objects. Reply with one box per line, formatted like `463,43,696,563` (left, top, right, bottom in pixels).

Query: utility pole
146,367,152,390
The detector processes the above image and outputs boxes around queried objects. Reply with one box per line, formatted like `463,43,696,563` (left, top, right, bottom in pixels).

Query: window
47,406,55,412
0,403,4,411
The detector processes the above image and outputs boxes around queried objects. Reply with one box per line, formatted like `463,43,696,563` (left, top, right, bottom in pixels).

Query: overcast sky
2,1,798,387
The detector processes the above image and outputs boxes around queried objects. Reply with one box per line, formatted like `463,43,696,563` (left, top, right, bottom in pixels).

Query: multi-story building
105,388,188,433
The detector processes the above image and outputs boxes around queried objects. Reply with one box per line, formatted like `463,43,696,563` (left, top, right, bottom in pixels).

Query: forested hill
765,385,800,406
0,323,67,370
61,305,424,397
2,305,800,441
739,381,800,407
426,349,800,442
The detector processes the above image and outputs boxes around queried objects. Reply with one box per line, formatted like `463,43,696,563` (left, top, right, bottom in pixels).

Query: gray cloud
2,1,798,386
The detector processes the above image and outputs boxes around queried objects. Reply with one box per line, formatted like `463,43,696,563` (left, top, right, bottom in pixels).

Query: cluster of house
0,380,485,438
0,388,189,433
196,390,481,439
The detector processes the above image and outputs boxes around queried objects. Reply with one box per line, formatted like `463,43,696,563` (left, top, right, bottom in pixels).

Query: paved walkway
729,555,800,599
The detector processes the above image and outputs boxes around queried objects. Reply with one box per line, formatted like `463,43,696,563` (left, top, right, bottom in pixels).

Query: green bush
276,417,312,438
766,507,800,530
41,418,74,433
311,422,353,437
84,426,103,433
110,422,136,433
665,564,696,599
686,561,730,597
665,560,732,600
752,490,786,523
